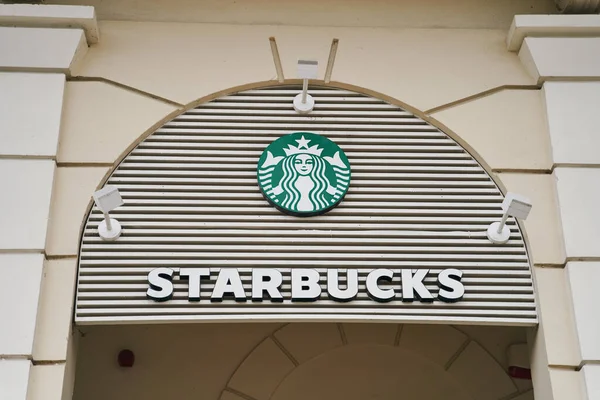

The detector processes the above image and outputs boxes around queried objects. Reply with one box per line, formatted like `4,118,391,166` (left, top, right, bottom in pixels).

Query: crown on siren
283,135,324,156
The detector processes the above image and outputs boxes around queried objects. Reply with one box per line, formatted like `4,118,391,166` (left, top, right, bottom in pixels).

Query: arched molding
219,323,528,400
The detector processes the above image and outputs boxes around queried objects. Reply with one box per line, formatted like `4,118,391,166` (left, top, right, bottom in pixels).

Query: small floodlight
507,343,531,380
93,185,124,241
293,59,318,114
487,192,532,245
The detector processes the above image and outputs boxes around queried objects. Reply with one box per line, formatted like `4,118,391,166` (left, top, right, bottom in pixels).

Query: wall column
0,5,97,400
509,14,600,400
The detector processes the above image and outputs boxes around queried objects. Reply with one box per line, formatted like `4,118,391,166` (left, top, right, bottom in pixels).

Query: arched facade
6,4,599,399
75,84,536,326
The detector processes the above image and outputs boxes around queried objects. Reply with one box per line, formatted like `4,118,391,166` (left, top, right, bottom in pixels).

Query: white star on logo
295,135,311,149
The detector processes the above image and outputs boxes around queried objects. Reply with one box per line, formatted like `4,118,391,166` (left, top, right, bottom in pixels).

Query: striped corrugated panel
76,86,536,326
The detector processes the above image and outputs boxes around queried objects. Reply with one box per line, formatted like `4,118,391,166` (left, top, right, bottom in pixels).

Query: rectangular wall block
0,254,44,356
582,364,600,400
532,266,580,366
0,359,31,399
0,27,87,73
0,72,65,157
507,15,600,51
543,82,600,165
0,160,56,250
519,37,600,83
33,259,77,361
0,4,99,44
26,364,65,400
549,368,585,400
554,168,600,258
566,262,600,362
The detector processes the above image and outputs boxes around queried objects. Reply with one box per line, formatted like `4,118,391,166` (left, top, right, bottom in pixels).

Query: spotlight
487,192,532,245
507,343,531,380
293,59,318,114
93,185,124,241
117,349,135,368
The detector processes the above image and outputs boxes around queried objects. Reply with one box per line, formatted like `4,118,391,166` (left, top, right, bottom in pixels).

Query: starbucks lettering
148,133,463,306
146,268,465,303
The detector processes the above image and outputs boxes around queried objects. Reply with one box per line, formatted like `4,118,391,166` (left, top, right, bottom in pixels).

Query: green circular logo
257,132,351,217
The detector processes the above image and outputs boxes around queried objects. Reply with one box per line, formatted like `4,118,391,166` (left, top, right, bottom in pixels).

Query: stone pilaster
509,14,600,400
0,4,97,400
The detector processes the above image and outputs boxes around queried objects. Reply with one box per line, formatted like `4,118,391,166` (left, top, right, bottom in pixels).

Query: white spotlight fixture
507,343,531,380
487,192,532,245
293,59,318,114
93,185,124,241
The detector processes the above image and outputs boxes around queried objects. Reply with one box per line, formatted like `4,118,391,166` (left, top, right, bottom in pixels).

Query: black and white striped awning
76,85,536,326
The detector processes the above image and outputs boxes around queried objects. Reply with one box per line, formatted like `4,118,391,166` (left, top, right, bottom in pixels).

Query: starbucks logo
257,132,351,217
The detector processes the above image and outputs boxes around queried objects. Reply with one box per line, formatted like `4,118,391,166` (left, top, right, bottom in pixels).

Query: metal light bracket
294,60,318,114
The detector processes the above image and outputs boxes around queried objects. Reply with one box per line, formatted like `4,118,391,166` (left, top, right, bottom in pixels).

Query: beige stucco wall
49,19,555,400
73,21,536,112
6,3,590,399
48,0,556,29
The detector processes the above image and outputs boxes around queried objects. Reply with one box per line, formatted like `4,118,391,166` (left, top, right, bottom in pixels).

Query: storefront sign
146,267,464,303
75,86,536,326
257,132,351,216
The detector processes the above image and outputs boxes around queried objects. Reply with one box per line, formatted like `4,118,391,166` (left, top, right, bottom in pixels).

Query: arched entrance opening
73,323,533,400
72,84,536,400
223,323,531,400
